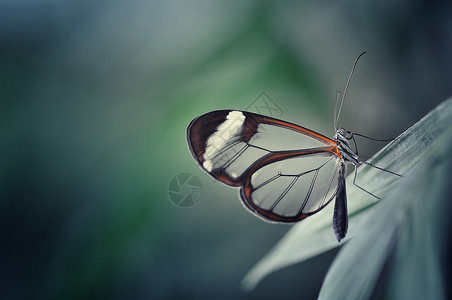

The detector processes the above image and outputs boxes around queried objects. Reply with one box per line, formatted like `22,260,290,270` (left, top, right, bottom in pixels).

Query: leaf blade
242,97,452,291
319,122,452,300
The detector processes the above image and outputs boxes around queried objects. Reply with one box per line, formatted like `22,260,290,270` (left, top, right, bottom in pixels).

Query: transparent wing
241,151,344,222
187,110,337,186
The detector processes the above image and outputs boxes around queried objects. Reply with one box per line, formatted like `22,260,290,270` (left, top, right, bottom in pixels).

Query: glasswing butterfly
186,52,401,242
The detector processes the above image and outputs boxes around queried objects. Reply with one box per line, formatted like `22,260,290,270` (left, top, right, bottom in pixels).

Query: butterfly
186,52,400,242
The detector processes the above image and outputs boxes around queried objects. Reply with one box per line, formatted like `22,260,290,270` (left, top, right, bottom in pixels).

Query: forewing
241,151,343,222
187,110,336,186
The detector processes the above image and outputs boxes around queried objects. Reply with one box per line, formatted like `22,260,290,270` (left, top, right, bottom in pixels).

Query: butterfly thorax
334,128,359,165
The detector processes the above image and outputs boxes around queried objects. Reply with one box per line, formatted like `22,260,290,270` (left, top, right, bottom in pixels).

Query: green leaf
241,97,452,291
319,113,452,299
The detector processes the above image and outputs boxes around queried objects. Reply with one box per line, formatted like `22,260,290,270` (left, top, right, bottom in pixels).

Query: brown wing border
187,110,340,187
240,148,343,222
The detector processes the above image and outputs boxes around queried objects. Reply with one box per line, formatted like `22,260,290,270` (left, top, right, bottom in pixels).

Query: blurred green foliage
1,1,451,299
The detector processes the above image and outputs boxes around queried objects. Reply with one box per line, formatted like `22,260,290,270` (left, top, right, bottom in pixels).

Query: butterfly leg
360,161,403,178
352,164,381,200
346,131,398,158
349,133,359,156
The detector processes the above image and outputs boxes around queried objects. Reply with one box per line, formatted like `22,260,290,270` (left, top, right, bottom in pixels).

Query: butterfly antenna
334,90,342,131
334,51,367,131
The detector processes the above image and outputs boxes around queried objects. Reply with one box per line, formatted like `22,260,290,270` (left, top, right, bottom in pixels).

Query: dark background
1,1,451,299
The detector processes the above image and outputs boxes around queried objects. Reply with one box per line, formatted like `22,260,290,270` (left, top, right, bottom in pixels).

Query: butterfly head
334,128,359,164
334,128,349,142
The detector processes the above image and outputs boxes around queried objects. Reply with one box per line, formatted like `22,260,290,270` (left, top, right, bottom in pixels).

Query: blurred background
1,0,451,299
